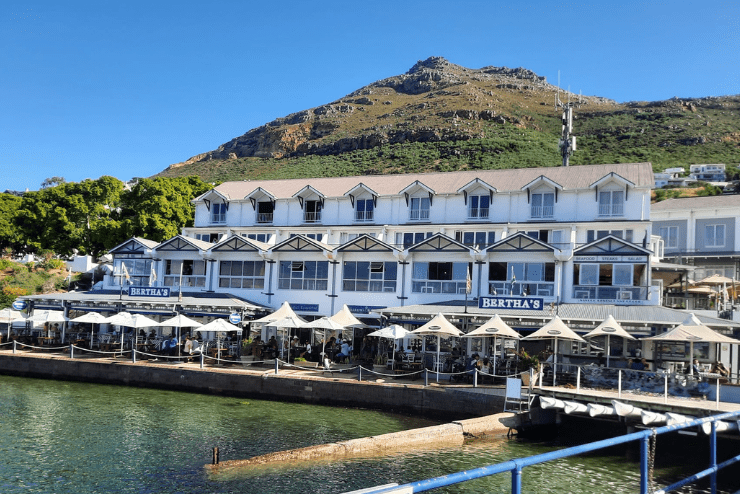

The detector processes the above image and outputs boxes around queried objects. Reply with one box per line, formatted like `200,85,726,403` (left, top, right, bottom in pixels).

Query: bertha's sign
128,286,171,298
478,296,544,311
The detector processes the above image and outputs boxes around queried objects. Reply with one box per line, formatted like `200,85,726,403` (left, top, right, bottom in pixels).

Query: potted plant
517,350,541,385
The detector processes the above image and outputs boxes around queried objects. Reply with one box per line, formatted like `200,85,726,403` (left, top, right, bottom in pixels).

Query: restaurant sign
291,303,319,312
347,305,386,314
11,300,28,310
128,286,171,298
478,296,544,311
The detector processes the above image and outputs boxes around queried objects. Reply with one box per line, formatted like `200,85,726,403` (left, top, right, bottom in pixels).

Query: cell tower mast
555,74,576,166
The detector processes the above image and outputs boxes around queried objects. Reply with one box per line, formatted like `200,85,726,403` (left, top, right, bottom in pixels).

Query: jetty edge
205,413,515,471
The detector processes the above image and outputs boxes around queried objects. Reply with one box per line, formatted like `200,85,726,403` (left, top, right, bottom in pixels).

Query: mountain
157,57,740,183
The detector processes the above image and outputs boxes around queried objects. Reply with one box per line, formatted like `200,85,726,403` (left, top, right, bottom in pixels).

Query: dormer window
212,203,227,224
531,192,554,219
598,190,624,217
468,195,490,219
355,199,374,222
304,200,322,223
256,201,274,224
409,197,430,221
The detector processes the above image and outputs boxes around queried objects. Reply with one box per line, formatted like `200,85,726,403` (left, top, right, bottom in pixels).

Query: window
705,224,725,247
573,262,647,300
290,233,324,242
578,264,599,285
659,226,678,249
343,261,397,292
409,197,430,221
304,200,322,223
212,203,227,223
196,233,221,243
598,190,624,217
488,261,555,297
163,259,206,287
256,202,274,223
468,195,489,219
278,260,329,290
455,231,495,248
587,229,634,243
395,231,433,249
243,233,270,243
113,258,153,286
531,192,554,218
525,230,550,242
355,199,374,222
412,262,471,293
218,261,265,289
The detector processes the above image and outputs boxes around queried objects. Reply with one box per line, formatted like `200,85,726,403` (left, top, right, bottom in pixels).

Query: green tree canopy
0,193,22,254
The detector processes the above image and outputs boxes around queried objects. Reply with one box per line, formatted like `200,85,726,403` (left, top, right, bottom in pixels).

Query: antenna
555,76,576,167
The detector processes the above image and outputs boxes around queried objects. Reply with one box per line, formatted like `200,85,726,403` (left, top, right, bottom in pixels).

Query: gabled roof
194,188,230,202
337,234,398,253
212,163,654,202
484,232,556,254
109,237,158,255
521,175,563,191
271,234,332,252
407,233,473,253
244,187,276,202
399,180,435,196
155,235,212,252
344,182,379,198
457,177,497,194
589,172,635,189
291,185,325,199
574,235,652,256
210,235,269,253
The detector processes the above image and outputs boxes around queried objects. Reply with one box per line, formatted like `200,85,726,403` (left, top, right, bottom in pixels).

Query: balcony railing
211,213,226,224
468,208,489,219
303,211,322,223
354,210,374,222
163,276,207,288
409,209,430,221
599,204,624,216
572,285,648,301
530,206,553,218
488,281,554,297
256,212,273,224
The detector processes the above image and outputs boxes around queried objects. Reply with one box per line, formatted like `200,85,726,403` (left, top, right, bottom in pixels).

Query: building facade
103,163,660,320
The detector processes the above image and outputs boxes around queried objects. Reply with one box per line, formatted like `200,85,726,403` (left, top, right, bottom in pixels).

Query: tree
40,176,66,189
0,193,22,253
119,176,212,241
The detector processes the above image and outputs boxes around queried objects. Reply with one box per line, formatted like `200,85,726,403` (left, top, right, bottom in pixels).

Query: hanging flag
466,267,472,294
121,263,131,284
511,265,516,284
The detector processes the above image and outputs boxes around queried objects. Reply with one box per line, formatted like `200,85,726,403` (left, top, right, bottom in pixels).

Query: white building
689,164,726,183
102,162,660,319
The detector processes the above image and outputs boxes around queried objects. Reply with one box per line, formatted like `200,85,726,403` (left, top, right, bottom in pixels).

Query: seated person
630,358,645,371
299,342,312,360
710,360,730,377
466,354,482,375
685,358,702,376
335,340,352,363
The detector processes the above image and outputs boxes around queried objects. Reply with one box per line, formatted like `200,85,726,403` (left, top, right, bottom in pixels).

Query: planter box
240,356,256,368
520,370,540,387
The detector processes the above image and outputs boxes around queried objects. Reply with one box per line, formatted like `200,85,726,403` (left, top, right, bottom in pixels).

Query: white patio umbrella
643,313,739,375
158,314,203,357
70,312,108,349
583,315,635,367
329,304,365,349
0,308,26,339
368,324,410,368
117,313,160,356
196,318,241,363
461,315,520,375
105,311,134,353
29,310,69,342
410,313,463,382
522,316,585,385
305,317,346,359
269,316,307,359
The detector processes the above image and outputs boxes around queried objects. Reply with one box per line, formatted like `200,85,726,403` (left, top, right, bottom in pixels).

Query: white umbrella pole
606,335,611,367
689,341,694,375
553,337,558,386
436,336,440,383
391,340,396,370
91,324,95,350
178,327,181,358
492,337,497,376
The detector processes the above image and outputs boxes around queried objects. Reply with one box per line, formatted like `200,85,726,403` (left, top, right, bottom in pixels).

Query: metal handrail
351,410,740,494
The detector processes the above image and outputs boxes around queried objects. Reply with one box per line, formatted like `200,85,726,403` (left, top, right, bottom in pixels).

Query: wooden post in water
212,447,219,465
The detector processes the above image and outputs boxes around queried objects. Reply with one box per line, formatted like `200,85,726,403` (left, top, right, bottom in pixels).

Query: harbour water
0,375,731,493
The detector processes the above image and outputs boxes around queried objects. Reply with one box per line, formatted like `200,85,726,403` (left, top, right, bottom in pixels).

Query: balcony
211,213,226,224
304,211,322,223
530,206,553,219
572,285,648,301
468,208,489,220
409,209,430,221
488,281,554,297
163,276,207,288
354,210,374,222
599,204,624,217
256,212,273,224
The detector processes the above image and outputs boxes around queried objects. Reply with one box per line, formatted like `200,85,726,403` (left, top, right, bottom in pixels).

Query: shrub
0,259,11,270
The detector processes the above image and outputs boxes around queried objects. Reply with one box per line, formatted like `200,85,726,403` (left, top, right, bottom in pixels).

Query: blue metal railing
349,410,740,494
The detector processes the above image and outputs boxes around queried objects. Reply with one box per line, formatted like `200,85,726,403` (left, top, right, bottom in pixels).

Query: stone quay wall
0,353,504,419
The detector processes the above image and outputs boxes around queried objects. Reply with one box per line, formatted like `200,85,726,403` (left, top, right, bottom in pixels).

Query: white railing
530,206,553,218
409,209,430,221
355,210,374,222
211,213,226,223
304,211,322,223
256,212,273,223
599,204,624,216
468,208,489,219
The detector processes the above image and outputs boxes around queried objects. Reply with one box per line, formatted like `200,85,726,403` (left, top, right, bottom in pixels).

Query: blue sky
1,0,738,192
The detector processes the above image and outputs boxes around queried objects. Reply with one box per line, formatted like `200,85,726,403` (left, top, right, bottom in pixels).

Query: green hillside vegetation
157,58,740,183
0,257,69,308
